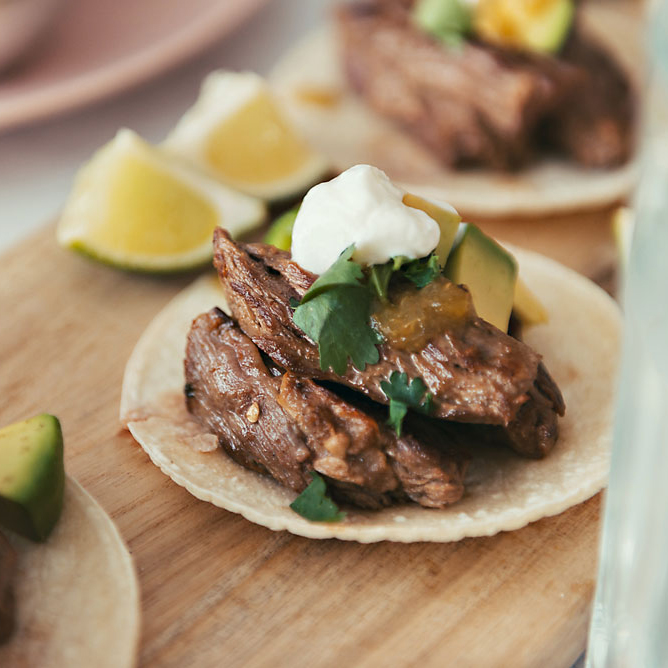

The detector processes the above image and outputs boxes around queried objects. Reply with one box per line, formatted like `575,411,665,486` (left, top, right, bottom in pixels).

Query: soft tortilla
268,2,641,217
0,477,140,667
120,248,620,543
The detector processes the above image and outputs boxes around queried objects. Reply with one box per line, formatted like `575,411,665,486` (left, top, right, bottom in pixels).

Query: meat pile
337,0,634,170
183,230,565,510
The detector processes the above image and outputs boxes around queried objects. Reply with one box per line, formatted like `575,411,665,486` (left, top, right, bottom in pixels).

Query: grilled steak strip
541,27,635,168
337,0,580,169
0,532,16,645
337,0,633,169
213,230,565,458
185,308,468,509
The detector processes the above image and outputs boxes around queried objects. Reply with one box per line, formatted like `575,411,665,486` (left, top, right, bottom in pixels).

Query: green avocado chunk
413,0,472,47
521,0,574,54
0,414,65,542
402,192,461,265
443,224,518,331
263,206,299,251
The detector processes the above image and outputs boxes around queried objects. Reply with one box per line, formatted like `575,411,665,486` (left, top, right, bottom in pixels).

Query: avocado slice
443,224,518,331
263,206,300,251
522,0,574,53
529,0,574,54
474,0,574,54
0,414,65,542
413,0,472,47
402,192,461,265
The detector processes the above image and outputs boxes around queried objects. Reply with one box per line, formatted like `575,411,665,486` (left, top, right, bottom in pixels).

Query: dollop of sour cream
291,165,443,275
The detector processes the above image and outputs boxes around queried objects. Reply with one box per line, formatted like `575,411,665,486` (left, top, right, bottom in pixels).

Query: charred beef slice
337,0,633,169
0,532,16,644
213,230,565,459
185,308,468,509
539,27,635,168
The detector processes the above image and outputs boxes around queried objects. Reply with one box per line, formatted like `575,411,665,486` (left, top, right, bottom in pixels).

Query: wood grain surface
0,212,617,668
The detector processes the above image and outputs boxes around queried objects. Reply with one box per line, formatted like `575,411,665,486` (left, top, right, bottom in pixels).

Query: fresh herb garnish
368,256,407,301
368,263,395,302
412,0,472,49
293,246,383,375
292,246,441,375
381,371,434,436
402,253,441,288
299,245,364,299
368,252,440,302
290,472,346,522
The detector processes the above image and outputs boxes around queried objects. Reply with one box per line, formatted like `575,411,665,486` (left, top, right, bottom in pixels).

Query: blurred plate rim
0,0,273,133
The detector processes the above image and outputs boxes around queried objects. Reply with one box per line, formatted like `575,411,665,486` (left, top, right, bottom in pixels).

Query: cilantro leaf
299,246,362,303
290,472,346,522
369,253,439,301
294,285,382,375
293,246,383,375
368,263,395,302
386,400,409,438
292,246,440,377
380,371,433,435
402,253,441,288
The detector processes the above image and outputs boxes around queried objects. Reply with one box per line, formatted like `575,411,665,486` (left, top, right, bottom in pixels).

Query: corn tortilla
0,477,140,668
120,248,620,543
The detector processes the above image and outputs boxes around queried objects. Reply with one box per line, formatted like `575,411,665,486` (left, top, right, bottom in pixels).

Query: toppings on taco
183,166,563,515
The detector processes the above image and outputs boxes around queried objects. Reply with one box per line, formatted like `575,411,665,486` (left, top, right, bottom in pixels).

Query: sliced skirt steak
185,308,468,509
212,230,565,458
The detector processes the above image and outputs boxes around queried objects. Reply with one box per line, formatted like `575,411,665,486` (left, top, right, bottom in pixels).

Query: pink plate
0,0,272,133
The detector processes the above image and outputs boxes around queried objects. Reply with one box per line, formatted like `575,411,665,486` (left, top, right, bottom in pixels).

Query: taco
0,476,140,667
121,168,620,543
268,0,640,216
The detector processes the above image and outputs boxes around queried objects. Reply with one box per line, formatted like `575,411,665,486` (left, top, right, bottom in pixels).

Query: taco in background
269,0,640,217
0,474,140,667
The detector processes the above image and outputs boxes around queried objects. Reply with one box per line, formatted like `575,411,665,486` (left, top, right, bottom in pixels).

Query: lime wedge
164,71,329,202
57,129,266,272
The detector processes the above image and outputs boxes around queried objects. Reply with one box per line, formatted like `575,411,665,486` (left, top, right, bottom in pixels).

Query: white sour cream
291,165,443,275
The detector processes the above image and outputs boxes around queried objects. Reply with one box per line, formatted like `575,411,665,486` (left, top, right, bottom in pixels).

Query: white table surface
0,0,329,253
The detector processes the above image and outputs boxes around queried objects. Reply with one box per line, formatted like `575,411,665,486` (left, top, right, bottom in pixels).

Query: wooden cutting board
0,213,617,668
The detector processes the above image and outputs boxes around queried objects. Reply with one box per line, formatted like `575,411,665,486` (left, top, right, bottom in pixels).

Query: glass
586,2,668,666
